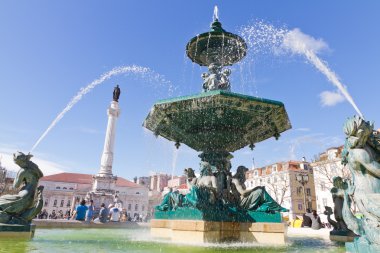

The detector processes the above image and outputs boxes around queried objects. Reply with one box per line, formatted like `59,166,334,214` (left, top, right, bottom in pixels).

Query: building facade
39,172,149,219
245,160,316,221
149,173,170,192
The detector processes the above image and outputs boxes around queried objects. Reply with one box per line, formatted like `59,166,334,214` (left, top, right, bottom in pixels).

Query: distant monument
89,85,121,205
0,152,44,238
341,116,380,252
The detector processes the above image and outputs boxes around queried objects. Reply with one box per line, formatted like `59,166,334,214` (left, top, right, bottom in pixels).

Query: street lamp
296,173,309,213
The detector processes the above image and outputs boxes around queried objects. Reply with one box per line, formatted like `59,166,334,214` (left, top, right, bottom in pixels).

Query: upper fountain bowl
186,19,247,67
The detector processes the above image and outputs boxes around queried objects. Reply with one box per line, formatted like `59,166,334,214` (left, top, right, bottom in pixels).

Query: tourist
302,208,312,227
94,203,108,223
58,210,64,219
72,199,88,221
49,210,57,219
85,199,94,223
109,204,121,222
121,212,127,222
306,210,322,230
65,209,71,220
38,209,48,219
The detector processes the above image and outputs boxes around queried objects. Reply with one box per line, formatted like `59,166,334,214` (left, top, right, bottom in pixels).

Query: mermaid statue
0,152,44,225
341,116,380,252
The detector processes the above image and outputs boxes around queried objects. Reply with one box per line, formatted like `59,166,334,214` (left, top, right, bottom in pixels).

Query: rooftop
40,172,143,188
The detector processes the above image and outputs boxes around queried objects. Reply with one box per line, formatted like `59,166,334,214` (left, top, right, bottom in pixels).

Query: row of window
246,175,287,188
44,199,71,208
127,203,145,211
296,187,311,196
297,201,312,211
55,186,74,190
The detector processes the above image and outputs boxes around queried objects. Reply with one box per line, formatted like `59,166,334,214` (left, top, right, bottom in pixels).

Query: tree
265,172,290,206
312,158,351,190
0,159,17,196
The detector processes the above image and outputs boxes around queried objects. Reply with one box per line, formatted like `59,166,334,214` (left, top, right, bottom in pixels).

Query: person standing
94,203,108,223
109,204,120,222
306,210,322,230
72,199,88,221
85,199,94,223
302,208,312,227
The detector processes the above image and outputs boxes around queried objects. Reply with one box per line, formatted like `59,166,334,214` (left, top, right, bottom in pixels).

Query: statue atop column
113,85,121,102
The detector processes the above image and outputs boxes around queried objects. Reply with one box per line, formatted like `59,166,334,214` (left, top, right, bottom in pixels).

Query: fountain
143,7,291,244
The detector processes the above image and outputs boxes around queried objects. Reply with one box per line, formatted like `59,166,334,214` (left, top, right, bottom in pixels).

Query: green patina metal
186,20,247,67
154,208,281,223
143,90,291,152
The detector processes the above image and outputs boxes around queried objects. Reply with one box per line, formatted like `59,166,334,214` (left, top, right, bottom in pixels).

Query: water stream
30,65,173,152
238,21,363,118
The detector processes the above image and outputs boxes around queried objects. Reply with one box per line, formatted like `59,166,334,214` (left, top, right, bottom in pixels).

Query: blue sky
1,1,380,179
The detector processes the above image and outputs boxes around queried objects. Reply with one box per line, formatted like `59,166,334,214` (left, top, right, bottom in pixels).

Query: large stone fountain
144,9,291,244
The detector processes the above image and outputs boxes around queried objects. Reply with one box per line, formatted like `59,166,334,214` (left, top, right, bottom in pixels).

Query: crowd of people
37,199,149,223
37,209,71,220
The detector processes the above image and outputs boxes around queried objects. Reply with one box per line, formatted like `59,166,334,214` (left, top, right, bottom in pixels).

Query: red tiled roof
40,173,92,184
115,177,141,188
40,172,142,188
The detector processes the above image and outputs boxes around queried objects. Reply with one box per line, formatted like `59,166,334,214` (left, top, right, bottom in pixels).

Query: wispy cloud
319,90,345,106
282,28,329,54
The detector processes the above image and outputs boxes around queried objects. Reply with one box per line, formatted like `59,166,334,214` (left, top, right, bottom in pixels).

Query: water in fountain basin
30,65,174,152
238,21,363,118
0,228,345,252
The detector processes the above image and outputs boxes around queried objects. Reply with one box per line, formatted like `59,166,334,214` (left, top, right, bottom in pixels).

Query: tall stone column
97,100,120,176
92,85,121,193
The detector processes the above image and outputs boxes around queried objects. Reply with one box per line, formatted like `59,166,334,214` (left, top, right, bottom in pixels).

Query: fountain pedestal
151,219,286,244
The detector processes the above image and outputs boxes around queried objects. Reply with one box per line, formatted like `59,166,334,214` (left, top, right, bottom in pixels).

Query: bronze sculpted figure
230,166,288,212
324,176,356,240
0,152,44,225
113,85,121,102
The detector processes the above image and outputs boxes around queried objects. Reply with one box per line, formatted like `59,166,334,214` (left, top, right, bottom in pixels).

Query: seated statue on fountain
202,64,231,92
341,115,380,252
156,163,217,211
230,166,288,212
156,164,287,214
0,152,44,226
